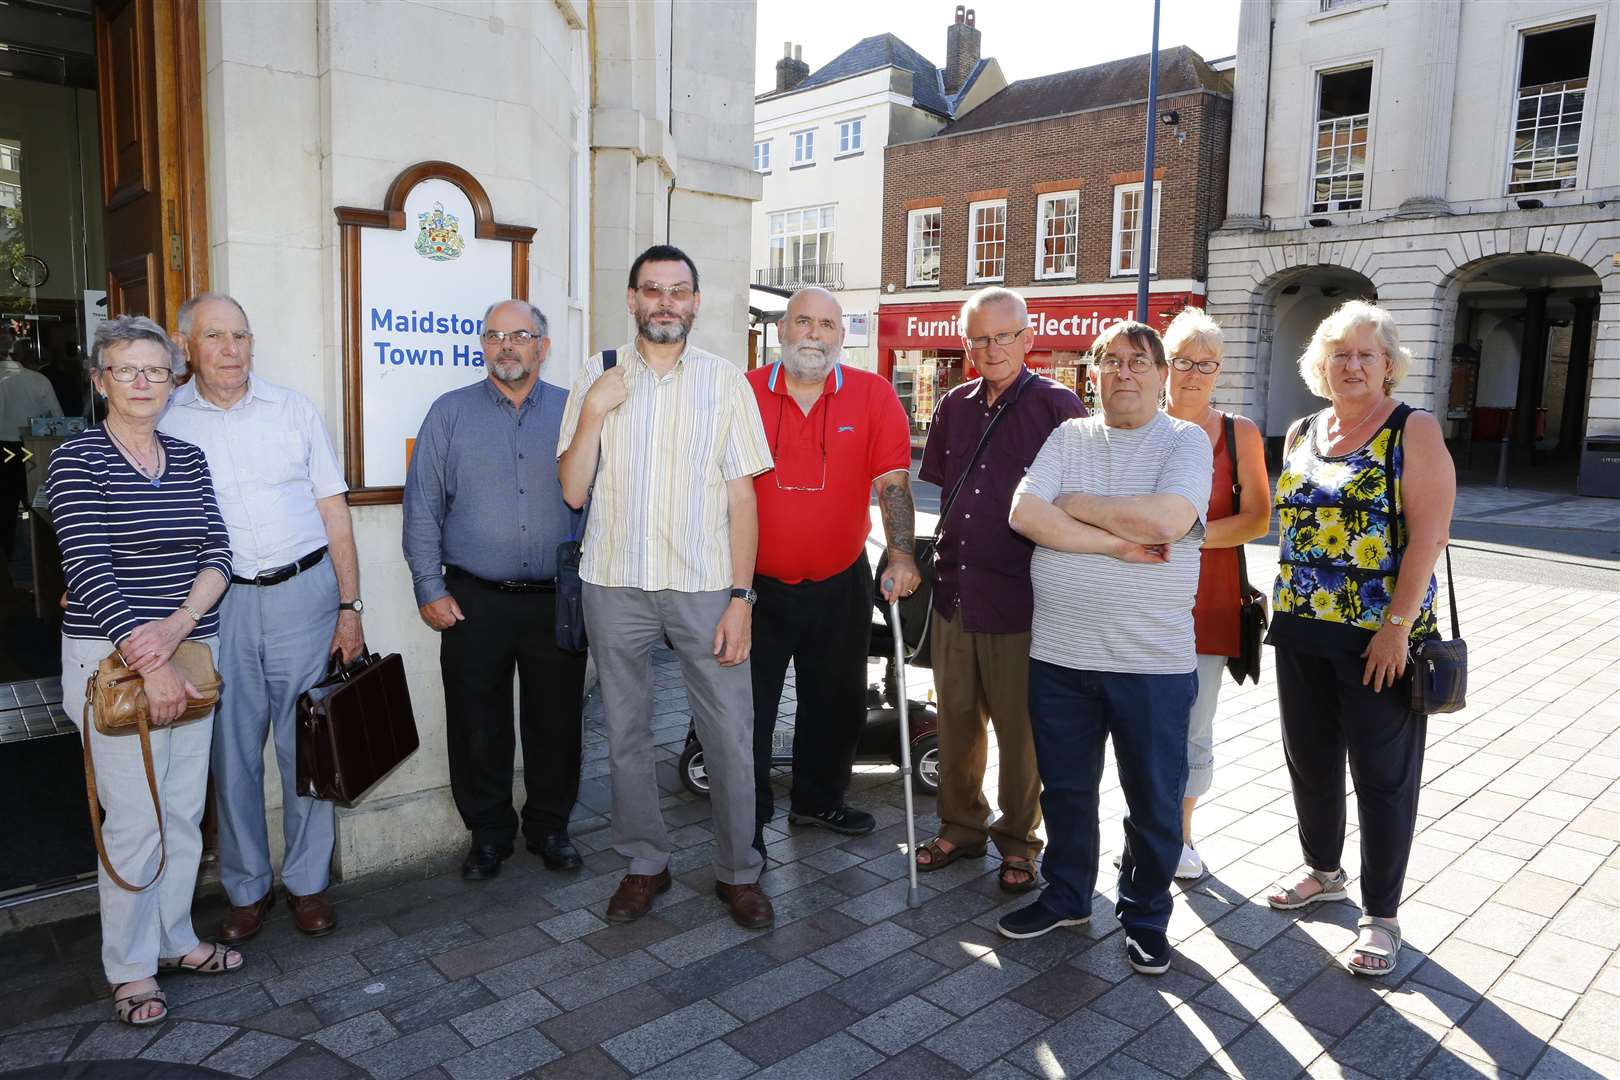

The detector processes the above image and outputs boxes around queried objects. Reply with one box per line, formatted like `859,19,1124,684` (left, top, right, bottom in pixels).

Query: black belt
446,566,556,594
231,546,328,587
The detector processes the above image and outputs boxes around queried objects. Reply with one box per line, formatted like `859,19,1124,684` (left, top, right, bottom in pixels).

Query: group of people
47,239,1455,1028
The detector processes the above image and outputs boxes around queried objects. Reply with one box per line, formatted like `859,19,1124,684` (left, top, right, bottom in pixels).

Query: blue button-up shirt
402,376,580,606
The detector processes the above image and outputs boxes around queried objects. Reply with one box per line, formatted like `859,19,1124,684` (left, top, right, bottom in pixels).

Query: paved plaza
1,527,1616,1080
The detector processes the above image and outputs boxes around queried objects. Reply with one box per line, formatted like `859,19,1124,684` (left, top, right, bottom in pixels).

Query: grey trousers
214,553,339,905
583,584,762,884
63,634,217,985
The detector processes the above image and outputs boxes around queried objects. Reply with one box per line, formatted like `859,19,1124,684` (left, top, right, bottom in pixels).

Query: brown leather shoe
285,890,336,937
715,881,774,929
218,892,275,943
605,869,671,923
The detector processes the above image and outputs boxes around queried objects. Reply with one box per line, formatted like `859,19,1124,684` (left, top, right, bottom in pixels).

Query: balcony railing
754,263,844,290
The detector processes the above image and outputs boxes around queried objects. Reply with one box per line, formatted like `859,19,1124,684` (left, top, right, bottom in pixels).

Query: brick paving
1,552,1616,1079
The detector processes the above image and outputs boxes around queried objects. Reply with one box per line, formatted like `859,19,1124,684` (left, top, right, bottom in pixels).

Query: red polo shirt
749,362,912,584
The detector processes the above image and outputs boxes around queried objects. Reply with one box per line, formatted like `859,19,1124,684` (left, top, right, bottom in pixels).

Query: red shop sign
877,291,1199,351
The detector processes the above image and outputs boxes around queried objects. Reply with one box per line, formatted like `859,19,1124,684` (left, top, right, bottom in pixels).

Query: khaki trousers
931,609,1042,860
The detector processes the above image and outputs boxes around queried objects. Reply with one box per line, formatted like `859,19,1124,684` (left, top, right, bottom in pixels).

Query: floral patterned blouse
1269,403,1438,651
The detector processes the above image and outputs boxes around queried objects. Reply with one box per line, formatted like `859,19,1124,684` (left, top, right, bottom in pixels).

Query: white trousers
63,634,217,985
1184,653,1226,801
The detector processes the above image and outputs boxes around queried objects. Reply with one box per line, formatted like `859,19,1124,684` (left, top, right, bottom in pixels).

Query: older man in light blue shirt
161,292,363,943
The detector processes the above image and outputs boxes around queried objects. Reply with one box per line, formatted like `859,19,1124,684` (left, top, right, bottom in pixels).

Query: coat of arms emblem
414,202,464,261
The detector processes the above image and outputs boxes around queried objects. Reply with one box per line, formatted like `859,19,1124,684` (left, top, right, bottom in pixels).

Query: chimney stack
944,7,980,94
775,41,810,93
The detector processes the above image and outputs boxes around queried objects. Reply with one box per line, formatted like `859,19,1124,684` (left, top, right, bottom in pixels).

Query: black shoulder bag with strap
875,368,1033,668
1386,403,1467,714
555,349,616,655
1223,414,1269,685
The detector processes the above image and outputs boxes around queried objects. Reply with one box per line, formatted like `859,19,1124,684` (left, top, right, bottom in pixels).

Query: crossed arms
1009,490,1200,563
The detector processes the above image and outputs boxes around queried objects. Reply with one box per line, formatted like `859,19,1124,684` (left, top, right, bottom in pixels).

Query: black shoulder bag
555,349,616,655
875,369,1032,668
1223,414,1269,685
1386,403,1467,714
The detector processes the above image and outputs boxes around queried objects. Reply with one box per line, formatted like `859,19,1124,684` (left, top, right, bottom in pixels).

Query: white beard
780,341,834,381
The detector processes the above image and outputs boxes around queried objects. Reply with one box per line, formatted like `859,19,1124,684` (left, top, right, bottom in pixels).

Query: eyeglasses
481,329,538,345
103,365,174,383
636,283,695,303
1097,356,1156,374
1329,349,1382,367
1170,357,1221,374
965,327,1028,352
771,395,829,492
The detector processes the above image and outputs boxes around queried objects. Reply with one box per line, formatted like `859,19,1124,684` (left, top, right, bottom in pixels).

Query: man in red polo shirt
748,288,919,853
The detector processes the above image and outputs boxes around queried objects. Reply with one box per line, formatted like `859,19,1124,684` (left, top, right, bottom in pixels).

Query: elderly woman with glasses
46,315,236,1026
1263,300,1455,978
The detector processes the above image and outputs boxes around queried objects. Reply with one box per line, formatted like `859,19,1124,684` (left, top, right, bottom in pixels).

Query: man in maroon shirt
748,288,919,854
915,287,1086,893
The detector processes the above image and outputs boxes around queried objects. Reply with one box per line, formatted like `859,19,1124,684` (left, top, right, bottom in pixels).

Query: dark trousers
0,442,23,557
1275,645,1427,918
1028,659,1195,934
440,572,586,850
750,556,873,854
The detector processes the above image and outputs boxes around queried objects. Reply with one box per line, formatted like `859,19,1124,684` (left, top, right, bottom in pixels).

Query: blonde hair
1297,299,1411,398
1162,307,1224,361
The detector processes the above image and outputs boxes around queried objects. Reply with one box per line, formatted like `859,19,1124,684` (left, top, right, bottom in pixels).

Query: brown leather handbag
82,640,222,891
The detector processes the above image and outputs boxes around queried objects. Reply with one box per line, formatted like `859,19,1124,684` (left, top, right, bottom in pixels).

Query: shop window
1035,191,1078,279
1509,20,1593,193
967,199,1006,283
1110,182,1160,276
906,207,941,286
1311,65,1371,213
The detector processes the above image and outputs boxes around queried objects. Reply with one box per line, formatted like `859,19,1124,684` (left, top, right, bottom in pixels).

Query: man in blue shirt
403,299,586,881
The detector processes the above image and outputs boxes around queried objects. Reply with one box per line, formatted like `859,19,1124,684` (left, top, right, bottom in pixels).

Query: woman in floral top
1263,300,1456,978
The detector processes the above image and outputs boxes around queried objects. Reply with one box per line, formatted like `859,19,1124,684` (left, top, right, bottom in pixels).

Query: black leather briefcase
296,649,419,805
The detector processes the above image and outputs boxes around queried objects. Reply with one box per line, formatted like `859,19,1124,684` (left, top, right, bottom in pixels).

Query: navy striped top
46,426,233,644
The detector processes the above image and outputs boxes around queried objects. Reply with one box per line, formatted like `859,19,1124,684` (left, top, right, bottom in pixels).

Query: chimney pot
783,41,792,58
775,41,810,93
955,5,965,23
794,44,802,60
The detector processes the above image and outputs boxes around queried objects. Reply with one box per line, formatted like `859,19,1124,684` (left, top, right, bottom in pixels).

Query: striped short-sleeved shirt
1016,411,1212,675
557,341,773,592
46,427,233,644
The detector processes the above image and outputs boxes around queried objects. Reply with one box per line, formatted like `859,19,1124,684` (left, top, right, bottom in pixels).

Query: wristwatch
339,599,365,614
1387,613,1412,629
729,588,757,606
180,603,202,623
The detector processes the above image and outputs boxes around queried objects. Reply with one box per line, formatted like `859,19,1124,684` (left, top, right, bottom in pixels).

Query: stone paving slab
1,568,1616,1079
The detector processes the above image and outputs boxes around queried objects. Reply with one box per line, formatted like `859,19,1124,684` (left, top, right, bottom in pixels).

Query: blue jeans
1028,660,1196,934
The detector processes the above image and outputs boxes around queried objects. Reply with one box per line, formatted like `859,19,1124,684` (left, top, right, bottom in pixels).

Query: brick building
877,46,1232,437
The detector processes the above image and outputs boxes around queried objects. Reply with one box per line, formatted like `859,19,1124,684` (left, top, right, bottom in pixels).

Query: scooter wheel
910,734,940,796
678,741,710,798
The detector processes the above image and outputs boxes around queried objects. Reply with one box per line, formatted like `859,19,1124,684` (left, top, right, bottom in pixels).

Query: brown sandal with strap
915,836,987,873
159,941,243,974
113,985,167,1027
998,856,1039,894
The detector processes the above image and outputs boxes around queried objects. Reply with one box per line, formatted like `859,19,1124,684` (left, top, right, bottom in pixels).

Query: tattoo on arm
878,481,915,556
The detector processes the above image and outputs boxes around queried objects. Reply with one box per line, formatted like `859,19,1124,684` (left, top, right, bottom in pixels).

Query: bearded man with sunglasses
743,287,916,856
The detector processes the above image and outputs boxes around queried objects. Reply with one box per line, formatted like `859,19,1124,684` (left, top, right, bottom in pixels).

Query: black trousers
1275,644,1427,918
751,556,873,853
440,572,586,850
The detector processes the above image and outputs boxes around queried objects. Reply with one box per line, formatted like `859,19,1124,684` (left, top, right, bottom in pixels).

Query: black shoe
1125,929,1172,975
996,897,1090,940
787,806,876,836
527,832,583,872
461,844,511,881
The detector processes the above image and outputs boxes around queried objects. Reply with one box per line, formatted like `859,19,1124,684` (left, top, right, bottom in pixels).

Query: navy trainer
996,897,1090,940
1125,929,1172,975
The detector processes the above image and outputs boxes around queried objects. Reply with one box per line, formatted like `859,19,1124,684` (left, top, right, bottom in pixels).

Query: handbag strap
1384,403,1460,639
572,349,618,543
1222,413,1254,593
938,368,1035,529
81,678,168,893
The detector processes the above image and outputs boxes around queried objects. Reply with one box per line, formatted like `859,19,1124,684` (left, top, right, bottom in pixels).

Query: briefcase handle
325,646,381,682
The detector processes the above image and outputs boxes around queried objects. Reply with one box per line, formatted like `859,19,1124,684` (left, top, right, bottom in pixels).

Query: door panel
101,1,153,209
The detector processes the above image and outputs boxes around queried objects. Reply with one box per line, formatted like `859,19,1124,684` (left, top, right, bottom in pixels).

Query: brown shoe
605,869,671,923
715,881,774,929
286,890,336,937
218,891,275,943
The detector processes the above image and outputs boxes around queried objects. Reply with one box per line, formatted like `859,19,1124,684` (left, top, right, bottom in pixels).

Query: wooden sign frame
334,160,535,505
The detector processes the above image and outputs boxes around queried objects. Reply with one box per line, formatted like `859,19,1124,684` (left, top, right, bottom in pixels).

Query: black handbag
874,368,1032,668
555,349,615,655
1222,414,1268,685
1387,403,1467,715
296,648,419,805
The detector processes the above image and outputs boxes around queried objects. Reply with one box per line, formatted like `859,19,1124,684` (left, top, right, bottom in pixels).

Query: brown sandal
113,985,167,1027
998,856,1039,894
915,836,987,873
159,941,243,974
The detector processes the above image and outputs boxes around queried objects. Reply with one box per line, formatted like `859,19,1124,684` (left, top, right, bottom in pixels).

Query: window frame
753,139,771,173
1034,190,1080,280
965,198,1008,285
791,128,816,166
1309,63,1374,214
1504,16,1598,195
1109,181,1162,278
767,203,836,285
836,117,864,155
906,206,943,287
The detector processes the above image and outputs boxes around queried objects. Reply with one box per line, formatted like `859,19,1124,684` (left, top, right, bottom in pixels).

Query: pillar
1395,0,1461,217
1557,295,1599,459
1514,288,1550,461
1222,0,1271,230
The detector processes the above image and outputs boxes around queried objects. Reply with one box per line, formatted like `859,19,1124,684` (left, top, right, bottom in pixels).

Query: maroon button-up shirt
918,370,1086,634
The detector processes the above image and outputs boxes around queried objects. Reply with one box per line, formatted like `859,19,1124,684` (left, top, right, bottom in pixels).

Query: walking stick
886,592,922,909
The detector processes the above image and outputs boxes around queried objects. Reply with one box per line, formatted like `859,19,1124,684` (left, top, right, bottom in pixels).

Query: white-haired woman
1263,300,1455,978
1160,308,1269,879
46,315,239,1025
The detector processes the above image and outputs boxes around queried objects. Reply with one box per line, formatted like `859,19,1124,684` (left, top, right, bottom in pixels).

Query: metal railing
754,263,844,290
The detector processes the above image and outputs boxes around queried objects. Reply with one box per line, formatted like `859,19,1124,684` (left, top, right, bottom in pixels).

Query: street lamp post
1137,0,1162,320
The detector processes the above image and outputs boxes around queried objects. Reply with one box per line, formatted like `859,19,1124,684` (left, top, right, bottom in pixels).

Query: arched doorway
1443,254,1601,484
1252,265,1377,458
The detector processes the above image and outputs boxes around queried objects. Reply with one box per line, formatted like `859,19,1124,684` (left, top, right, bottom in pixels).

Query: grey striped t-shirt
1016,411,1213,675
